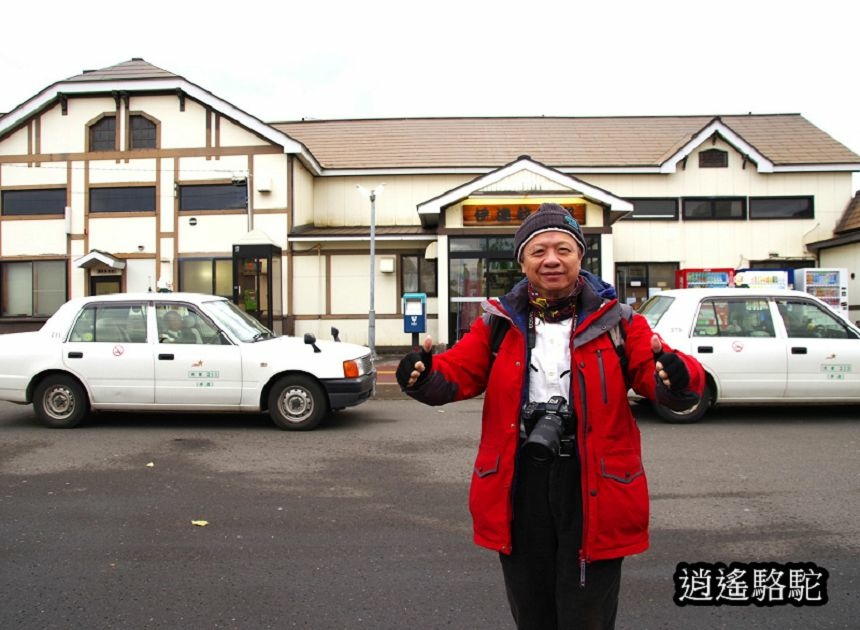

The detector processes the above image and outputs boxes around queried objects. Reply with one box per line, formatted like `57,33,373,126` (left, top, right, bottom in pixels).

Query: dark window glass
90,116,116,151
2,189,66,216
401,255,438,297
626,198,678,220
179,184,247,211
682,197,746,220
90,187,156,213
749,197,814,220
699,149,728,168
129,115,156,149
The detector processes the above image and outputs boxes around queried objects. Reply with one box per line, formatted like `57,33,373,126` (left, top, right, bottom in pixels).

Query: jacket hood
581,269,617,300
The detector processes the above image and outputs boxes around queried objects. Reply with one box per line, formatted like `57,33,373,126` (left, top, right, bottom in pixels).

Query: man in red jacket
397,203,704,630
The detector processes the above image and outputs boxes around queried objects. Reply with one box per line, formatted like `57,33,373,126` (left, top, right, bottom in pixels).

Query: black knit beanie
514,203,587,262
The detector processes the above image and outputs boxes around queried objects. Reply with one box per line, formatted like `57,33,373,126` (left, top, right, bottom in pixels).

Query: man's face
519,231,583,299
165,313,182,330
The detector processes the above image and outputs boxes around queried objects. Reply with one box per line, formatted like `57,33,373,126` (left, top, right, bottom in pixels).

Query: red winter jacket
405,275,704,563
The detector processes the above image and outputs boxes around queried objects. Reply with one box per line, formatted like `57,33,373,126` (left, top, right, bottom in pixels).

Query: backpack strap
482,313,510,369
610,303,634,388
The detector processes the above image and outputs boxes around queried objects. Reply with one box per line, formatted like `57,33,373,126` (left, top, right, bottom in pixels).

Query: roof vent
131,57,143,61
82,69,96,74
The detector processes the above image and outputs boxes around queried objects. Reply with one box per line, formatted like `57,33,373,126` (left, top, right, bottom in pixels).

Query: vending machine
675,268,735,288
793,268,849,320
733,269,790,289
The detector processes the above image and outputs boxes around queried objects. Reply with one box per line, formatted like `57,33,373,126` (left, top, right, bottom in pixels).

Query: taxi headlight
343,354,373,378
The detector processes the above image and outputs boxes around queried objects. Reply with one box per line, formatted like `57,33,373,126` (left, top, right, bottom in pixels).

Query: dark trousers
499,452,623,630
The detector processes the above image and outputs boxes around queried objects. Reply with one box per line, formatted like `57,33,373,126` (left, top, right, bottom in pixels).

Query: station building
1,58,858,346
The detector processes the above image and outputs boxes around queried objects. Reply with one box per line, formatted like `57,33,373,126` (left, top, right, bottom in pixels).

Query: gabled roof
273,114,860,174
835,192,860,234
74,250,126,269
416,155,633,227
0,58,322,174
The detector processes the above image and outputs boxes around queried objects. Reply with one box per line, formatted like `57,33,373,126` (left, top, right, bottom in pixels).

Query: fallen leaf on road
146,462,155,467
191,520,209,527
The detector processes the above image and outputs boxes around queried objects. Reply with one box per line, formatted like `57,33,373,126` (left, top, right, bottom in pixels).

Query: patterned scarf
527,276,584,323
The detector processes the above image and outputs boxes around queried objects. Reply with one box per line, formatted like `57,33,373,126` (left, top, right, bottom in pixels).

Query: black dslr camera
520,395,574,462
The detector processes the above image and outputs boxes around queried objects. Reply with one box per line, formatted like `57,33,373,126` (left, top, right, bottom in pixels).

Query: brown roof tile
272,115,860,170
835,192,860,234
65,58,178,83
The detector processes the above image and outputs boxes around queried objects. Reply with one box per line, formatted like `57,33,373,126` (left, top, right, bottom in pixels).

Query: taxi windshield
204,300,274,342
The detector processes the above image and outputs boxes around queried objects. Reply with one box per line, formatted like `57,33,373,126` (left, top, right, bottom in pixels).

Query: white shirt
528,317,573,404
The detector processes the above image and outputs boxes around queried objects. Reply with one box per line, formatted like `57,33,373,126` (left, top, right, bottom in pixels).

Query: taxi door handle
791,347,807,354
67,351,83,359
158,353,175,360
697,346,713,353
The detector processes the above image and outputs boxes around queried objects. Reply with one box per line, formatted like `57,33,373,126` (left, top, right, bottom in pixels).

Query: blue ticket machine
403,292,427,348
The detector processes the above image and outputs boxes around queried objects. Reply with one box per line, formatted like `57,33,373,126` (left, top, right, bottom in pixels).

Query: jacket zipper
575,362,589,587
596,349,608,404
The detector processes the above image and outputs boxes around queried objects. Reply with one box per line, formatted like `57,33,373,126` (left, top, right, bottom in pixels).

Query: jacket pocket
473,444,500,478
600,451,644,484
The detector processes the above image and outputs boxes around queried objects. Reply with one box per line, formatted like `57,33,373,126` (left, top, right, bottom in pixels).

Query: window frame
128,113,158,150
400,254,438,297
89,186,157,214
748,196,814,221
682,197,747,221
178,258,234,298
0,259,68,317
1,188,67,216
698,148,729,168
624,198,679,221
178,183,248,212
88,114,117,152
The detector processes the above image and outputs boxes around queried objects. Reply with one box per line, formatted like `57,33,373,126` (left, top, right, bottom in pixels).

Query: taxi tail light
343,360,360,378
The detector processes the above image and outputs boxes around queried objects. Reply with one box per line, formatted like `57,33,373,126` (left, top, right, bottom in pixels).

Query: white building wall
41,98,115,153
293,160,315,227
126,258,158,293
1,220,66,255
0,161,67,187
178,214,248,252
89,217,157,253
0,126,29,156
819,246,860,324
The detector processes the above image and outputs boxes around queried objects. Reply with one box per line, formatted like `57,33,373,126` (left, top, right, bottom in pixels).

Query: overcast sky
3,0,858,187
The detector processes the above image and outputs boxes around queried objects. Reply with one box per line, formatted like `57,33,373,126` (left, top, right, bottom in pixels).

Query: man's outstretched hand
651,334,690,392
396,336,434,389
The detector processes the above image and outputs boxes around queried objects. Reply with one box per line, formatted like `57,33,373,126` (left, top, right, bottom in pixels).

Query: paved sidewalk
373,354,408,400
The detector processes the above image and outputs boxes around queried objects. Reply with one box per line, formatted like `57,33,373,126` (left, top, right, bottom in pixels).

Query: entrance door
90,275,122,296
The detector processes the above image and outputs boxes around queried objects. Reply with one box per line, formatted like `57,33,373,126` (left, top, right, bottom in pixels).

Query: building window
1,260,67,316
129,115,157,150
179,258,233,297
90,187,156,213
615,262,678,311
682,197,746,220
179,184,247,211
625,198,678,220
749,196,814,220
1,188,66,216
89,116,116,151
699,148,728,168
401,254,437,297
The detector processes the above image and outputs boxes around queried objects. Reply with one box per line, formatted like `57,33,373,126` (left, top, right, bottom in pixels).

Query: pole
368,190,377,358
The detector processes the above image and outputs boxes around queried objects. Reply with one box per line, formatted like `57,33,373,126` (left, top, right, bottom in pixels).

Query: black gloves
395,346,433,389
654,351,690,392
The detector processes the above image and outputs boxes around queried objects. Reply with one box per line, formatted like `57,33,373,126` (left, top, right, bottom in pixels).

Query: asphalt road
0,398,857,629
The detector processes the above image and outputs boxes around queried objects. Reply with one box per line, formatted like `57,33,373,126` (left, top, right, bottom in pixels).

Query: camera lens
522,412,564,462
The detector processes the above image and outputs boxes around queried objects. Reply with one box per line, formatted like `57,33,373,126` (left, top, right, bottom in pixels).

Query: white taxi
0,293,375,430
638,288,860,422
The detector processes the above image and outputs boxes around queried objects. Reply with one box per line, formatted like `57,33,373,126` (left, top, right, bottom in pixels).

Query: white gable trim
416,157,634,217
0,78,323,175
74,250,126,269
660,119,774,174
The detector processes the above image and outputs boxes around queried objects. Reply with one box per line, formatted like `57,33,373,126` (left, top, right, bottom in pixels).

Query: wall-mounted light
137,245,144,252
189,217,197,226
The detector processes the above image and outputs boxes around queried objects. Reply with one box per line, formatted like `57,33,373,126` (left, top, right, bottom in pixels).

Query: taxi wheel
268,375,327,431
33,375,89,428
654,381,713,424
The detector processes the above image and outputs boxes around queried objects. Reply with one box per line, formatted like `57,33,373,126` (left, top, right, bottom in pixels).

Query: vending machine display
675,268,735,289
733,269,790,289
793,268,849,320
